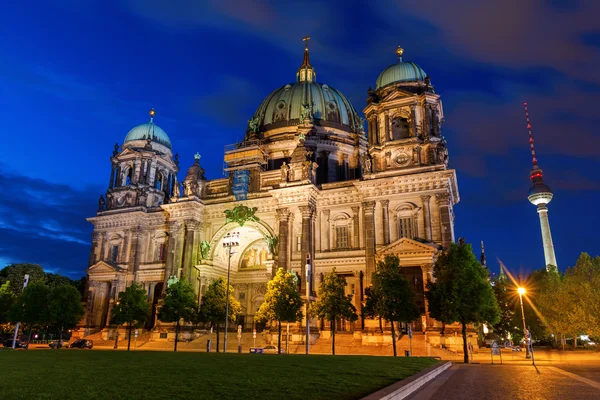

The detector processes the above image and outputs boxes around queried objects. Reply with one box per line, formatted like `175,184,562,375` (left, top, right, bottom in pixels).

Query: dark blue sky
1,0,598,278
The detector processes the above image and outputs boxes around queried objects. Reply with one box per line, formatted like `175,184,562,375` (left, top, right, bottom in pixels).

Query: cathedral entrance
200,221,276,331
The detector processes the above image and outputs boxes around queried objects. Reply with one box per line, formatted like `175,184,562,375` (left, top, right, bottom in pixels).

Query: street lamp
517,286,535,365
222,231,239,353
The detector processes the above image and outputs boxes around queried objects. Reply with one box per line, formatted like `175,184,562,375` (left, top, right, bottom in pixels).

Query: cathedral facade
84,43,459,341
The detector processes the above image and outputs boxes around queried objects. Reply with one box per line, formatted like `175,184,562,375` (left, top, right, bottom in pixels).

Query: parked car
3,339,26,348
69,339,93,349
263,345,285,354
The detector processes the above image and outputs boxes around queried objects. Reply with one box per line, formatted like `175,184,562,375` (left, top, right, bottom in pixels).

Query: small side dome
124,109,172,150
376,46,427,89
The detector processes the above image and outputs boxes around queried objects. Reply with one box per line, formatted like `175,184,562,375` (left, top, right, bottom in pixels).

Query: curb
360,360,453,400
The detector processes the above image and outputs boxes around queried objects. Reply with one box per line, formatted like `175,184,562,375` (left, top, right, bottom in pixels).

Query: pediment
380,89,415,103
377,237,439,256
87,260,125,275
116,148,139,158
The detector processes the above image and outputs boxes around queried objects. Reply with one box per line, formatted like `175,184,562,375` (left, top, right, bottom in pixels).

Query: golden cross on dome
302,35,310,49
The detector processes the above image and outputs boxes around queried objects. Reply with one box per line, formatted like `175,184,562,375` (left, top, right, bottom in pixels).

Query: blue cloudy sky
0,0,598,278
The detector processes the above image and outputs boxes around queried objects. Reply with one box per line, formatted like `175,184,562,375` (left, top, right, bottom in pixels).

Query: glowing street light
517,286,535,365
222,232,240,353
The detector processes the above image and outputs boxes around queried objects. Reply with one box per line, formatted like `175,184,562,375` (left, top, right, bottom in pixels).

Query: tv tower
524,103,557,271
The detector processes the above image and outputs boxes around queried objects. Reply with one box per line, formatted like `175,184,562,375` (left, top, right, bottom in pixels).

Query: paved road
408,364,600,400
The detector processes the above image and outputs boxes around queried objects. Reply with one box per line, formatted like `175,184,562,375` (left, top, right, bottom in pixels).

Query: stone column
89,232,100,266
315,210,322,252
367,116,374,146
362,201,376,287
99,232,107,261
327,152,337,183
323,209,331,251
299,205,314,293
421,195,433,241
384,111,391,141
163,221,182,294
183,221,200,280
435,193,453,248
108,164,116,189
277,208,290,273
351,206,360,249
128,227,142,274
411,103,417,137
380,200,390,245
421,264,434,330
120,231,130,265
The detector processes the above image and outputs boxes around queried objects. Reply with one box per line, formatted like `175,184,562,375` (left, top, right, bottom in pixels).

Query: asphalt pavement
407,364,600,400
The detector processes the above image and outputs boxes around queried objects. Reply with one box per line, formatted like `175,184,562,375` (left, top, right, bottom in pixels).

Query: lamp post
223,231,239,353
517,287,534,364
305,254,311,355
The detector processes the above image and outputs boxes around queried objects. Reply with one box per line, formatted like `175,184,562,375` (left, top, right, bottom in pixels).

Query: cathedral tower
101,109,179,212
524,103,557,270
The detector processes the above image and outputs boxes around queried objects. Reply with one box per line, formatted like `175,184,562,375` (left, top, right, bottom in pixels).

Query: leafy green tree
491,276,518,342
111,283,149,351
198,278,241,352
254,268,303,354
9,280,50,347
47,285,85,348
309,269,357,355
426,242,500,363
0,264,45,295
364,255,421,356
158,279,197,352
0,281,16,331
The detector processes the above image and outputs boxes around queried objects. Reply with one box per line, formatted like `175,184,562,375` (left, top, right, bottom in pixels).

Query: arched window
332,213,352,249
125,168,132,186
392,116,411,140
155,172,163,190
394,204,419,239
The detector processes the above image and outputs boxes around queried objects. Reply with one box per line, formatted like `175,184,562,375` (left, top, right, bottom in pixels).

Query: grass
0,350,438,399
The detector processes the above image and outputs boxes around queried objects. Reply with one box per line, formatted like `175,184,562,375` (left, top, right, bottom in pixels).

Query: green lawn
0,350,438,399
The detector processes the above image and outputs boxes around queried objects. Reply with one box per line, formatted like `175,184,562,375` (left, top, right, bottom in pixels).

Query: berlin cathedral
83,41,459,346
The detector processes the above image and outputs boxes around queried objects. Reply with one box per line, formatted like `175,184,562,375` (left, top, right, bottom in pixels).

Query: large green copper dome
250,41,361,133
123,109,172,149
252,81,361,132
376,46,427,89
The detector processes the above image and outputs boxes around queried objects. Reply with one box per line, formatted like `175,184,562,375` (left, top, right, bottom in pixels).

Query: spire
523,102,538,168
480,240,487,268
297,36,316,83
524,103,547,186
396,45,404,62
301,35,311,67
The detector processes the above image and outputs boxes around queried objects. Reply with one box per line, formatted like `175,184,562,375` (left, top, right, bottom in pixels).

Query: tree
254,268,303,354
309,269,357,355
158,279,197,352
0,264,45,295
111,283,149,351
1,281,16,335
9,280,50,348
198,278,241,352
47,285,85,348
364,255,421,356
491,276,518,342
426,242,500,363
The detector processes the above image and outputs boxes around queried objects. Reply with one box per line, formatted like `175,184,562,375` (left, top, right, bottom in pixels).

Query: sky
0,0,598,278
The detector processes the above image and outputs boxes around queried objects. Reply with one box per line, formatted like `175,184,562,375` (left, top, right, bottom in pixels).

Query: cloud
383,0,600,84
0,164,99,278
